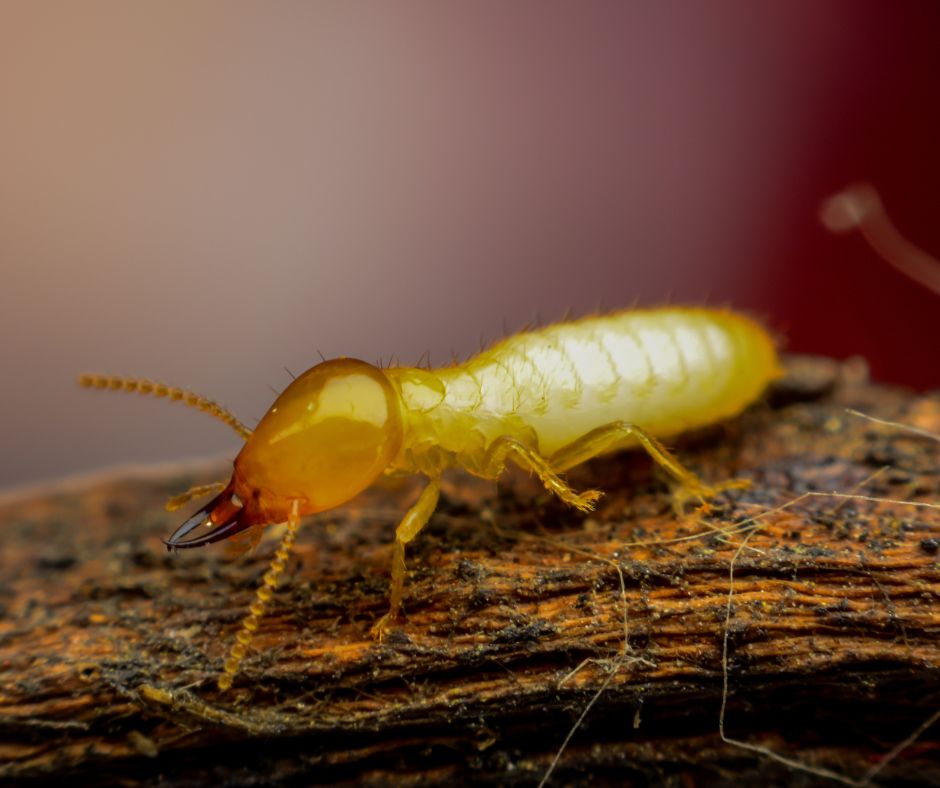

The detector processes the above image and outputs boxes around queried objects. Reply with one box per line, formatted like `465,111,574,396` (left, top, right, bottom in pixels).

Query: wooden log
1,355,939,785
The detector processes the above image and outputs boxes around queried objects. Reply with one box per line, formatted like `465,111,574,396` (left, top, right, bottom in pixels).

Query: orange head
165,358,404,548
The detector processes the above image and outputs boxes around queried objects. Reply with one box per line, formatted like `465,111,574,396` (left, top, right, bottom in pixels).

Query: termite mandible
80,306,780,691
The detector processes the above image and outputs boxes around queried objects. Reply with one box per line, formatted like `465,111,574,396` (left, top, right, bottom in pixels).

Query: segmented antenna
217,499,301,692
78,373,252,440
820,182,940,297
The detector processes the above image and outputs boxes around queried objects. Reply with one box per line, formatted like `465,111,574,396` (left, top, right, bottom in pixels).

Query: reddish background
1,2,939,490
756,2,940,388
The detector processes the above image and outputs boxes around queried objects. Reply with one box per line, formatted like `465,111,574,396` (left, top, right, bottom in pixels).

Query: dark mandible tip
163,486,249,549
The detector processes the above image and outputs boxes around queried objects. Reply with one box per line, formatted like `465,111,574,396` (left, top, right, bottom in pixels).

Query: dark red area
757,2,940,388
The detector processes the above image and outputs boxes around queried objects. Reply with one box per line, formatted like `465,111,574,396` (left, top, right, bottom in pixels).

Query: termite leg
165,481,227,512
370,477,441,641
217,499,301,692
482,436,603,512
548,421,749,511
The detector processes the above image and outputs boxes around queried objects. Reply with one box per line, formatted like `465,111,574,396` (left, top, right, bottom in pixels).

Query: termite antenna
820,182,940,297
217,499,301,692
77,373,252,440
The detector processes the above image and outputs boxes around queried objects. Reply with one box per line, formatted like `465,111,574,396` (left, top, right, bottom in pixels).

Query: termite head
165,358,404,548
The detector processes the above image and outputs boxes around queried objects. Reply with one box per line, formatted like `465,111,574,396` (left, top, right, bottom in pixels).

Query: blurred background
2,1,939,491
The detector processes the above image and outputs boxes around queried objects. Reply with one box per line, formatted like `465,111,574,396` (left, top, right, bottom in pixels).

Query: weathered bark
1,355,939,786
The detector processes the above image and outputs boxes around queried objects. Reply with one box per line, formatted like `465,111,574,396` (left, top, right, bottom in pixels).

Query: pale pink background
2,2,939,490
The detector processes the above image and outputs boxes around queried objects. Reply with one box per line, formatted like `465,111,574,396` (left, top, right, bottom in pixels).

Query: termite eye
235,358,404,514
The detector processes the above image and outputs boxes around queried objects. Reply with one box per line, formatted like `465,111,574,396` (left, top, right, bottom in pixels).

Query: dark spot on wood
35,551,76,571
493,619,555,645
455,558,486,582
468,588,497,610
920,538,940,554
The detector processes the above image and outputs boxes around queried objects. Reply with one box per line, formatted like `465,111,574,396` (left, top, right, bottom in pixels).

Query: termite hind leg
165,481,227,512
217,499,302,693
370,477,441,642
482,436,603,512
548,421,749,512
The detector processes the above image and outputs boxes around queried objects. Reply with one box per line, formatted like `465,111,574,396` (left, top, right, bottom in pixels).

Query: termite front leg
371,477,441,641
548,421,749,511
482,436,603,512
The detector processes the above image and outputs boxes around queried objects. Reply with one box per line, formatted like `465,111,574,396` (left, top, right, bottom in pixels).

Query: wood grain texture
1,356,939,786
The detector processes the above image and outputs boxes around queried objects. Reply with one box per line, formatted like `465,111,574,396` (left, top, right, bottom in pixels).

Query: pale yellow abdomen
430,308,780,458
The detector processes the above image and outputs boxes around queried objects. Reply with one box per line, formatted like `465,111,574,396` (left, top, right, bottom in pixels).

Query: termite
80,306,780,691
